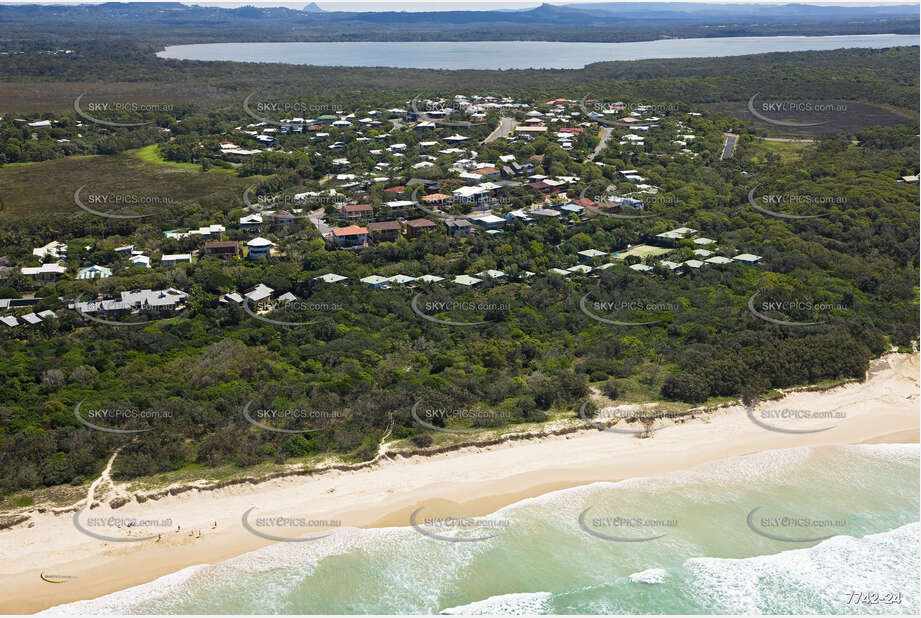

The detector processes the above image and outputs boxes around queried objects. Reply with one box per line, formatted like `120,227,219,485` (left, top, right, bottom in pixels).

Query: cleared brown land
704,100,916,137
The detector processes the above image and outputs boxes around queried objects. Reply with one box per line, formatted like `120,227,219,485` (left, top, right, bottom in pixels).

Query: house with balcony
329,225,368,249
246,237,274,260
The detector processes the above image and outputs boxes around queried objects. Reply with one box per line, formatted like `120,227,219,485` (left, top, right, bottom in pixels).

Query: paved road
308,208,332,237
586,126,613,162
482,117,517,144
721,133,739,160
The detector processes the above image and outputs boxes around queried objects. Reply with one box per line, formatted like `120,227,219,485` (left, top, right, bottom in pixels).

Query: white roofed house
161,253,192,267
33,241,68,261
129,255,151,268
475,269,506,280
659,260,683,273
77,264,113,280
453,274,483,286
244,283,274,303
388,274,417,286
468,214,506,230
314,273,348,284
653,227,697,248
417,274,445,284
246,237,274,260
240,214,263,231
123,288,188,314
20,313,42,326
577,249,608,261
732,253,763,265
360,275,390,289
21,262,67,283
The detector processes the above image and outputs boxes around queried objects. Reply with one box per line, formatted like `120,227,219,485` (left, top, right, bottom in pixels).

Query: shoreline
1,351,918,614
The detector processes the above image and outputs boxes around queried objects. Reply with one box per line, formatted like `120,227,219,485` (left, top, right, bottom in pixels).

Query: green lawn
749,139,813,163
132,144,238,175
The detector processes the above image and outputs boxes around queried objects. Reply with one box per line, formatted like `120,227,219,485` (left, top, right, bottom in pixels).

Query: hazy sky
2,1,914,10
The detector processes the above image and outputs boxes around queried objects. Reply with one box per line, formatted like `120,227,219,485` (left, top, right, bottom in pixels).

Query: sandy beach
1,351,918,615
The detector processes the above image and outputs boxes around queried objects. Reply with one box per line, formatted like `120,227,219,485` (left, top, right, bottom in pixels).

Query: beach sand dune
1,351,917,614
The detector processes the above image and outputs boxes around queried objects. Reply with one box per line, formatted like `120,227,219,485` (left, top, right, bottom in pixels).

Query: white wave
628,567,668,584
684,522,920,614
440,591,553,615
854,443,920,465
38,564,210,615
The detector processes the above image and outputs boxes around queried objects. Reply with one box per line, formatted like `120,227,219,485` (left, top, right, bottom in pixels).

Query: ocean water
156,35,921,70
44,444,919,615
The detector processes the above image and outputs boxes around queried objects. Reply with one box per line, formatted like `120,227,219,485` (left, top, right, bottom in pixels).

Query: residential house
404,218,437,239
129,255,151,268
21,263,67,282
314,273,348,284
342,204,373,220
417,274,445,284
653,227,697,248
453,274,482,286
531,208,561,219
360,275,390,289
330,225,368,249
445,218,473,237
732,253,763,265
268,209,295,226
406,178,439,192
77,265,113,280
577,249,607,261
246,237,274,260
472,166,501,180
204,241,240,258
32,241,67,261
388,274,416,286
240,214,263,231
367,220,402,243
161,253,192,267
244,283,274,303
469,214,506,230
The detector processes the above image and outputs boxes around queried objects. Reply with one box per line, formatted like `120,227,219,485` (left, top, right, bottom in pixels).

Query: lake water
157,35,920,69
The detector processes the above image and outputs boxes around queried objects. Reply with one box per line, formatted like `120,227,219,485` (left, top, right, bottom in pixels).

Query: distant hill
0,1,916,44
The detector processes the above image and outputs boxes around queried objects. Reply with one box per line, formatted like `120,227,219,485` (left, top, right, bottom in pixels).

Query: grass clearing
0,150,254,220
132,144,237,175
749,139,813,163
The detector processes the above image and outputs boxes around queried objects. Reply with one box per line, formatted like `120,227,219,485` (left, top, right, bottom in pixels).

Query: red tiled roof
332,225,368,237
